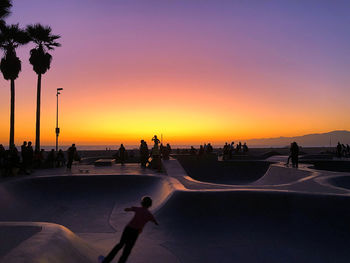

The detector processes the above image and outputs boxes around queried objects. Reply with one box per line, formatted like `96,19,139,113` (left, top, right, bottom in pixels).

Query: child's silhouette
100,196,159,263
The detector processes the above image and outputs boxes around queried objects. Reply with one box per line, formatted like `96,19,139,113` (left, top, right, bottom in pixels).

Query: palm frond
0,23,30,51
26,23,61,50
0,0,12,20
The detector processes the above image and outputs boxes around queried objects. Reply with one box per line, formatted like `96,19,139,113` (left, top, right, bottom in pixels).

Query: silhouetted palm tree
0,24,29,147
27,24,61,151
0,0,12,27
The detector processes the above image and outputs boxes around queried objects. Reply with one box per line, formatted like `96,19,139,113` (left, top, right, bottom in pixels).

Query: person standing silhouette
67,144,76,169
21,141,27,172
139,140,149,168
152,135,160,147
336,142,342,158
119,144,126,165
286,143,293,166
291,142,299,168
27,141,34,173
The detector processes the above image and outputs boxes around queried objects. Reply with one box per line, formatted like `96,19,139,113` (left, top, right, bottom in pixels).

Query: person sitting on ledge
206,143,213,153
100,196,159,263
160,143,171,160
198,145,204,156
190,146,197,155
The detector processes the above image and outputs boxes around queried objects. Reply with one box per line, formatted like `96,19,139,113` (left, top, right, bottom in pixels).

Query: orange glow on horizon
1,1,350,147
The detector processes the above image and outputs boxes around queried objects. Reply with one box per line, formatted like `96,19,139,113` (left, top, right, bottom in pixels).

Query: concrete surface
1,158,350,262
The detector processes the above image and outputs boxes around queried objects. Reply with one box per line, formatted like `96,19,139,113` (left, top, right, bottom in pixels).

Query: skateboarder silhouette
99,196,159,263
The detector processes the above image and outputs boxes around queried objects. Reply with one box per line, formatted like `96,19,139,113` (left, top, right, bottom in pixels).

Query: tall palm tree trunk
35,73,41,152
9,79,15,148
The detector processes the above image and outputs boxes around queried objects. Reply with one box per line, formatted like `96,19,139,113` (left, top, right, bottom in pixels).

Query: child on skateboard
100,196,159,263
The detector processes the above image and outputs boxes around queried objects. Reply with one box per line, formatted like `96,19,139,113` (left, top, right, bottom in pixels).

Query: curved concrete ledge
252,164,315,186
328,175,350,190
0,222,99,263
0,174,177,233
0,225,41,260
108,174,179,231
154,190,350,263
2,160,350,263
163,158,350,196
314,172,350,193
174,156,271,185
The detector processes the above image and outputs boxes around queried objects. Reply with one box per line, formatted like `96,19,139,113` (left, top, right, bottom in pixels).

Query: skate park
1,155,350,263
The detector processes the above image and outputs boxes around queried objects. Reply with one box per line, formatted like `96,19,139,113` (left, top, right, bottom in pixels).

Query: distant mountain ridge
245,130,350,147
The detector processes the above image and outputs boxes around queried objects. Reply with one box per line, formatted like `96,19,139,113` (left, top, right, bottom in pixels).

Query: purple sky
0,0,350,145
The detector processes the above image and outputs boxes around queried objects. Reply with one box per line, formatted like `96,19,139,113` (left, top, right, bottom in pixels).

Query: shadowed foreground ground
155,190,350,263
1,160,350,262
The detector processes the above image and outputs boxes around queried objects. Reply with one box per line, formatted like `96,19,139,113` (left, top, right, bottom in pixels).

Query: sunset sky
0,0,349,146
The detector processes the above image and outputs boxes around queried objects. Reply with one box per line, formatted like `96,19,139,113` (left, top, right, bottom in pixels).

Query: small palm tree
0,0,12,27
0,24,29,148
27,24,61,151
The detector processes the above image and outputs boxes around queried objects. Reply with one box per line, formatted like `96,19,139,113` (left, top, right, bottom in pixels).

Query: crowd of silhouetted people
9,137,350,177
0,144,21,176
113,135,171,172
187,143,214,156
0,141,82,177
139,135,171,171
336,142,350,158
0,135,176,177
222,141,248,160
184,142,249,159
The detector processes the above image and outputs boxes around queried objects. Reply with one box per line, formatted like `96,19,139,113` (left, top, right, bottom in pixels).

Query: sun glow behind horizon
0,0,350,146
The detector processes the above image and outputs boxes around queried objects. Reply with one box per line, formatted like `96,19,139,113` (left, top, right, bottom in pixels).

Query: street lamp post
56,88,63,151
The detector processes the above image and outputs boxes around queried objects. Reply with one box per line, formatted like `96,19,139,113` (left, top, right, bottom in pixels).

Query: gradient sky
0,0,349,146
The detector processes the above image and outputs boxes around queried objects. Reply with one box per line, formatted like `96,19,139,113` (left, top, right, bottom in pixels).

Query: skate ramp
176,155,272,185
2,165,349,263
311,160,350,172
0,222,99,263
252,165,314,186
155,190,350,263
0,174,173,233
0,225,41,260
327,175,350,190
